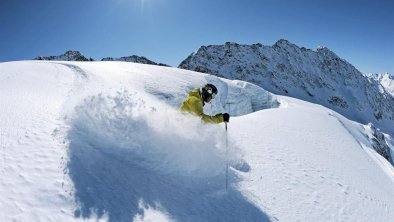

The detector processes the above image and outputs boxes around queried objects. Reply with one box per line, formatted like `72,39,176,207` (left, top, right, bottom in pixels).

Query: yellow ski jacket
179,88,224,124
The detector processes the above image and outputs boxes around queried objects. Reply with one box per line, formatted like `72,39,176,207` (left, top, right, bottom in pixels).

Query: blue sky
1,0,393,74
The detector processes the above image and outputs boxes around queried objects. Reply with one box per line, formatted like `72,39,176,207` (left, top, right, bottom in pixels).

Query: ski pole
225,121,228,191
225,102,232,191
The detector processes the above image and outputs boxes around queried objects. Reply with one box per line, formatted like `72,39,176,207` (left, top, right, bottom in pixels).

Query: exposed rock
101,55,169,67
366,123,393,164
34,51,169,67
34,50,92,61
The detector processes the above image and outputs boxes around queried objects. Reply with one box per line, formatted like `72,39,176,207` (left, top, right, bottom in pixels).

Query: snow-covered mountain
34,50,93,61
102,55,169,67
1,60,393,222
34,51,169,66
178,40,394,138
365,72,394,98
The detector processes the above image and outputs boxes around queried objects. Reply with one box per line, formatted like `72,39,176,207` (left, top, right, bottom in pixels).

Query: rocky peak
316,46,339,59
273,39,291,47
366,72,392,81
63,50,83,58
224,42,240,48
34,50,92,61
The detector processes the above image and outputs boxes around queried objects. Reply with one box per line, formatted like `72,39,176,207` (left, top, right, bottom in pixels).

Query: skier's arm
191,98,224,124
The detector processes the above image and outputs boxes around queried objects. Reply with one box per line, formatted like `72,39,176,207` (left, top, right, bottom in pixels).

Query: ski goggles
206,87,216,99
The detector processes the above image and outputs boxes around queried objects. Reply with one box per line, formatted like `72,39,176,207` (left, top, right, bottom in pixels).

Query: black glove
223,113,230,122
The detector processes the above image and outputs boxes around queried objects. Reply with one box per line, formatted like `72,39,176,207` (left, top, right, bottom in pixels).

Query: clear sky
1,0,393,74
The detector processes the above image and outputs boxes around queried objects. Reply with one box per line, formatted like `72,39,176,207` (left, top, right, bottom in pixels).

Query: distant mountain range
33,43,393,138
365,72,394,98
102,55,169,67
178,40,394,138
34,50,169,67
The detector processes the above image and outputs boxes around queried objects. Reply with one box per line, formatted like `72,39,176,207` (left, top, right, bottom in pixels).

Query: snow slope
1,61,393,222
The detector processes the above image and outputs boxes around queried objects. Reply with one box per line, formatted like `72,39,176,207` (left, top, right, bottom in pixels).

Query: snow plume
65,89,263,222
68,89,230,177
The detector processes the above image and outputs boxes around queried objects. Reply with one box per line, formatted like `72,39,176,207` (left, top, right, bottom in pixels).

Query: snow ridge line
329,112,394,182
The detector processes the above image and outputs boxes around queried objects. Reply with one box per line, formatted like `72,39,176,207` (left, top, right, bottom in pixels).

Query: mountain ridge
34,50,169,66
101,55,169,67
178,40,394,138
34,50,93,61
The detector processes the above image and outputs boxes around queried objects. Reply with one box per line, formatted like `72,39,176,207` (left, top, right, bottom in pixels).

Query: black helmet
201,84,218,102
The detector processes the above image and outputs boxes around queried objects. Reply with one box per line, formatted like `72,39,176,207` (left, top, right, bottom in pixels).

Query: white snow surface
1,61,394,222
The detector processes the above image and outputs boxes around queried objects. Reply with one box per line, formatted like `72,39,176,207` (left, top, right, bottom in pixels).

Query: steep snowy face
366,72,394,98
35,50,91,61
101,56,169,67
179,40,394,135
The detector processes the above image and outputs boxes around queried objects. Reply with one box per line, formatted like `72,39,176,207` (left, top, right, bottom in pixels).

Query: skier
179,83,230,124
